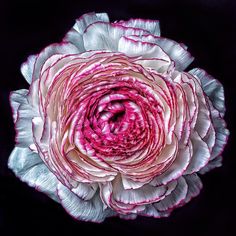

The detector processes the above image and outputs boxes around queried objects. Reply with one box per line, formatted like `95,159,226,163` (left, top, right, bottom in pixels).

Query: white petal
140,204,170,218
154,37,194,71
189,68,226,115
20,55,37,84
121,175,145,190
32,42,79,82
118,36,171,63
62,29,85,52
71,183,98,200
8,147,59,202
116,18,160,36
210,110,229,160
57,182,112,222
63,12,109,52
112,177,167,205
73,12,109,34
83,22,149,51
150,145,191,186
183,173,202,203
124,34,193,70
184,131,211,174
9,89,28,123
10,90,38,147
119,214,137,220
154,177,188,211
199,156,223,174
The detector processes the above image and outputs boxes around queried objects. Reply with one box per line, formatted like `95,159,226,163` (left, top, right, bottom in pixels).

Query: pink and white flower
9,12,229,222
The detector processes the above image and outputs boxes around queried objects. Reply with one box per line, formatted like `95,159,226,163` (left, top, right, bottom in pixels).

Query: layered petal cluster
9,12,229,222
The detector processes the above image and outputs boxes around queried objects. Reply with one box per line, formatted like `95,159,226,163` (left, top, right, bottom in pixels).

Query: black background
0,0,235,235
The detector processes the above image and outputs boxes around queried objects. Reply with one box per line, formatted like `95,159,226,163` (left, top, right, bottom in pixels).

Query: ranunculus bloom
9,12,229,222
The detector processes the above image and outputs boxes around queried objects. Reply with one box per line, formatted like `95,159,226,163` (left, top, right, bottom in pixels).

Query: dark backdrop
0,0,235,235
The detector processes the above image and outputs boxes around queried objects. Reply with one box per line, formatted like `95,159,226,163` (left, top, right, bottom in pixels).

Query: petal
116,18,160,36
63,12,109,52
10,90,38,147
20,55,37,84
154,176,188,212
121,175,146,190
154,37,194,71
83,22,149,51
9,89,28,123
199,156,223,174
119,213,137,220
118,36,170,62
112,180,167,205
209,108,229,160
62,29,85,52
32,42,80,82
57,182,113,222
150,145,191,186
8,147,59,202
184,131,211,174
183,173,202,204
189,68,226,115
71,182,98,200
124,34,193,70
140,204,170,218
73,12,109,34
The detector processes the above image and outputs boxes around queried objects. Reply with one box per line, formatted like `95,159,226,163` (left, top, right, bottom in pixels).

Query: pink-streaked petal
10,90,38,147
154,176,188,211
57,182,113,222
184,131,211,174
189,68,226,115
8,147,59,202
116,18,160,36
20,55,37,84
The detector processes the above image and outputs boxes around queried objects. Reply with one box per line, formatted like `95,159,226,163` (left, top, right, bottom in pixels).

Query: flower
8,12,229,222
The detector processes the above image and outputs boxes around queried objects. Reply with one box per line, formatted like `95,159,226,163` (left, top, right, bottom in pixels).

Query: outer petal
20,55,37,84
125,34,194,71
8,147,59,202
184,131,211,174
57,182,113,222
183,173,202,204
150,145,191,186
32,42,80,82
153,176,188,212
83,22,149,51
116,18,160,36
189,68,226,115
10,90,38,147
63,12,109,52
199,156,223,174
73,12,109,34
